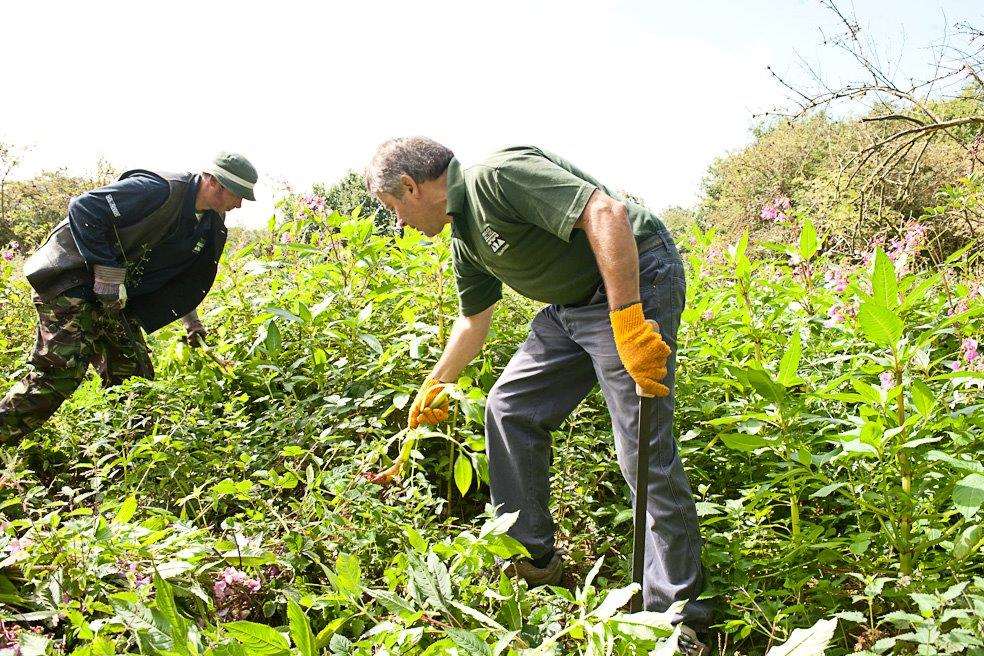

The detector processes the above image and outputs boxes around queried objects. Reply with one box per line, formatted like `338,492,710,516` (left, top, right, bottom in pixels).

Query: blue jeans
485,230,711,629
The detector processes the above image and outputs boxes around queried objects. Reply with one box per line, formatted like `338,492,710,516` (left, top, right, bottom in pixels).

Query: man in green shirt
368,138,711,653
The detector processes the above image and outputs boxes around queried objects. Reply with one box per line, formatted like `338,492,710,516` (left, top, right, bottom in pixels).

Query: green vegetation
1,184,982,653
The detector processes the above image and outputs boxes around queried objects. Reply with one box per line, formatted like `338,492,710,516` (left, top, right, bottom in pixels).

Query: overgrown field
1,201,983,655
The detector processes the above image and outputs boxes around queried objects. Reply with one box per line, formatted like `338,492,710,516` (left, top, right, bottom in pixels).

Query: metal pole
630,385,654,612
630,318,661,613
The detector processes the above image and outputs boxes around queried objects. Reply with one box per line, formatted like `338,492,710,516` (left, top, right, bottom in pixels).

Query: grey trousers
485,232,711,629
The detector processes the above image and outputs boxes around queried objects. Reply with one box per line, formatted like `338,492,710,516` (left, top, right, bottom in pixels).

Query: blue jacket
26,170,228,333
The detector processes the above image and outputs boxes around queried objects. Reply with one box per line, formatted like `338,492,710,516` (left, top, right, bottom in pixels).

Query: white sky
2,0,981,227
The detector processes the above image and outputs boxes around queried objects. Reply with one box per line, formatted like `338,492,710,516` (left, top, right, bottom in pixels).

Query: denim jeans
485,230,711,629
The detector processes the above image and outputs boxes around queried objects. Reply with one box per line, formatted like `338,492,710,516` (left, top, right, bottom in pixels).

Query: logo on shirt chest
193,238,205,254
481,227,509,255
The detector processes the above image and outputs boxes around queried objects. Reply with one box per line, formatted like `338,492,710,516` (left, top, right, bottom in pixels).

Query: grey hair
366,137,454,197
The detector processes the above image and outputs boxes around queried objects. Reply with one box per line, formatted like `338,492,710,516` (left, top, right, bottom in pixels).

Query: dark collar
444,158,465,218
183,174,202,219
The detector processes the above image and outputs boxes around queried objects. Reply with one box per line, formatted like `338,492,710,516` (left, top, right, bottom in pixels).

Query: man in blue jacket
0,152,257,440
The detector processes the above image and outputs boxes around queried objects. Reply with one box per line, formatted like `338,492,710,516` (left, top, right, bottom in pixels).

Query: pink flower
701,310,714,321
776,196,792,211
962,338,978,364
302,194,326,213
760,203,779,221
824,266,850,292
1,251,13,262
950,360,962,372
7,537,31,555
116,559,150,588
0,622,21,652
949,299,970,317
879,371,895,391
280,232,294,244
824,301,858,328
213,567,262,620
825,305,846,327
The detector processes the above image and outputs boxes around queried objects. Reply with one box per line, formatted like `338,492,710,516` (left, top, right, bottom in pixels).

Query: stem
790,477,801,539
737,277,764,363
893,348,913,576
446,400,460,514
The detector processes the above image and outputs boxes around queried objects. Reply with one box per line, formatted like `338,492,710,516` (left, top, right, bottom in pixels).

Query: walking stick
630,320,658,613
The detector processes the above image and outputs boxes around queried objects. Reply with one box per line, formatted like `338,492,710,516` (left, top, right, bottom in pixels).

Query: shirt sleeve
493,154,597,242
68,174,170,268
452,242,502,317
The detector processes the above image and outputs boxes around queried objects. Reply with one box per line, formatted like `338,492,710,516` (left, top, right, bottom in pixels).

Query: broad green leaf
152,574,189,648
777,331,802,387
833,611,866,623
926,450,983,473
113,495,137,525
333,554,362,597
764,618,837,655
446,629,491,656
315,615,350,650
952,473,984,519
359,333,383,355
223,621,289,655
743,368,786,404
798,218,818,260
590,584,639,620
211,644,247,656
953,524,984,560
405,526,428,552
406,553,445,611
721,434,769,452
366,588,417,616
428,551,453,604
810,482,847,498
870,248,898,309
479,511,520,538
450,599,507,631
287,599,316,656
610,608,676,642
454,454,473,496
264,320,282,355
328,633,352,655
17,633,50,656
910,379,935,417
857,301,903,347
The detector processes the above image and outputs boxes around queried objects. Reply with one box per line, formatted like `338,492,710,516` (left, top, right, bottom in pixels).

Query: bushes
0,143,117,251
699,93,984,260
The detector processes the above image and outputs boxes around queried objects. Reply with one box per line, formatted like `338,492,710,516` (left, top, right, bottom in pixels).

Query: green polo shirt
447,145,665,316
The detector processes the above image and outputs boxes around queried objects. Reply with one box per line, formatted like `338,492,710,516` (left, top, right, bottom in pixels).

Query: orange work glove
610,303,671,397
408,378,451,429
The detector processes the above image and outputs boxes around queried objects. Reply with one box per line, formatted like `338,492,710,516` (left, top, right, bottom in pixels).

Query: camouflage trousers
0,295,154,442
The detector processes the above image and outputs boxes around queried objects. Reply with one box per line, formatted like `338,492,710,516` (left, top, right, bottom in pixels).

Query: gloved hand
93,265,127,310
610,303,671,397
408,378,451,429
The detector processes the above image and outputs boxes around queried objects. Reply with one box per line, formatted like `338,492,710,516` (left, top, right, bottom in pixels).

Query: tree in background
0,140,117,251
699,1,983,261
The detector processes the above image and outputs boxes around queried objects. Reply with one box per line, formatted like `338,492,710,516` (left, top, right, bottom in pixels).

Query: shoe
677,624,711,656
505,550,564,587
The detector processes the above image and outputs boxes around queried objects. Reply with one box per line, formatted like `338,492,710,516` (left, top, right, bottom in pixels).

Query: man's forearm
430,304,495,382
181,309,202,329
577,191,641,310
